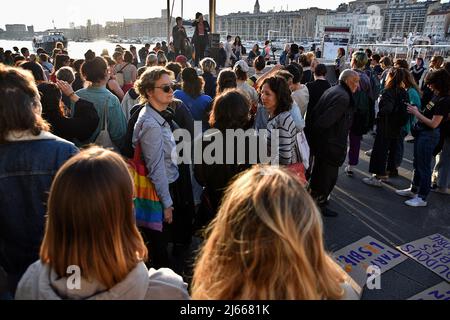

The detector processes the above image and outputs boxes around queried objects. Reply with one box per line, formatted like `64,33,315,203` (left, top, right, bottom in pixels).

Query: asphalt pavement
323,133,450,300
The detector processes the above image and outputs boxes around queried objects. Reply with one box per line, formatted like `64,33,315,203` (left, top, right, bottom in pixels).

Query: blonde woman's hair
40,147,148,289
200,57,216,74
134,66,174,104
192,165,348,300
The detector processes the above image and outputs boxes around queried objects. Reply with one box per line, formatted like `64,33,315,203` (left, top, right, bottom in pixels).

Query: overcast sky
2,0,349,31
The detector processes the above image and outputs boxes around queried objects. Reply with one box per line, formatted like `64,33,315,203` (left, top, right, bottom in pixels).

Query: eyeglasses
154,84,173,93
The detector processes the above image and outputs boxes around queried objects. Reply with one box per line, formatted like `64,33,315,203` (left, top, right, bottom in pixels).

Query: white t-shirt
291,85,310,117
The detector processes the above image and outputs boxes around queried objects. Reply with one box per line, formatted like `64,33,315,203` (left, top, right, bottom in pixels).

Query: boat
32,31,68,53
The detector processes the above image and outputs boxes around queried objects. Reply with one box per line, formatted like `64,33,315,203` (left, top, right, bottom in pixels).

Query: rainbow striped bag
128,143,164,232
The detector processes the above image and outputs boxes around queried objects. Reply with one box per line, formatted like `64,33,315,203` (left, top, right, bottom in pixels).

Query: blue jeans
411,129,440,200
435,139,450,188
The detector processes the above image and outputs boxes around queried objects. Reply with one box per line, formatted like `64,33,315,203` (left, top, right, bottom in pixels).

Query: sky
1,0,348,31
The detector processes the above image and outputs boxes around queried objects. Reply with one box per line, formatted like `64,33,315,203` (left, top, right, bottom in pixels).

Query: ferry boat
32,31,68,53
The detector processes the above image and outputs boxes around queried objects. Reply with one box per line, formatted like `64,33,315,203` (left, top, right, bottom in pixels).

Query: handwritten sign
398,234,450,283
333,236,408,293
408,282,450,300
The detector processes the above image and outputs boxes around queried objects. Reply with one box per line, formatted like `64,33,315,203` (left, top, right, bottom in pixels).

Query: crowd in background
1,11,450,301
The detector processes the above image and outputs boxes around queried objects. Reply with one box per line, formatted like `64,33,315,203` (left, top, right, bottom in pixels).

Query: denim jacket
0,131,78,292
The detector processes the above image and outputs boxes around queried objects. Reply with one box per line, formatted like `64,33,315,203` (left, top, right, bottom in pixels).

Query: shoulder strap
118,63,130,73
102,97,110,131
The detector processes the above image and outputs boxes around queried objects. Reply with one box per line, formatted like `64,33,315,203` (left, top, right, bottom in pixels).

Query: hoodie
15,261,190,300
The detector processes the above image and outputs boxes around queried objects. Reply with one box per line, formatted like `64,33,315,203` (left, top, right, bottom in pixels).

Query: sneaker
405,196,427,207
344,166,354,177
387,169,399,178
362,176,383,187
364,149,372,156
395,188,417,198
431,187,450,195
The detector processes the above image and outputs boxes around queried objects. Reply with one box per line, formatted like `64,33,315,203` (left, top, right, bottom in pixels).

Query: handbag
286,130,308,186
127,143,164,232
287,162,307,186
295,130,310,170
94,97,118,151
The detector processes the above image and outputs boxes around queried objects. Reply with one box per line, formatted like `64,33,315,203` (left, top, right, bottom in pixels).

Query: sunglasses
155,84,173,93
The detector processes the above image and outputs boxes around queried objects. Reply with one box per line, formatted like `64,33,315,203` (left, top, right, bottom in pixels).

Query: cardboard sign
408,282,450,300
333,236,408,292
398,234,450,283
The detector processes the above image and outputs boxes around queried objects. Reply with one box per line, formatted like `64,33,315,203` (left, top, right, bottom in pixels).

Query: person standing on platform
172,17,188,57
192,12,210,67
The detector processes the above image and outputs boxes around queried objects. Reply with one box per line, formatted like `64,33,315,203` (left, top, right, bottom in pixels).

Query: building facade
382,0,440,40
424,10,450,41
216,7,326,42
315,5,384,43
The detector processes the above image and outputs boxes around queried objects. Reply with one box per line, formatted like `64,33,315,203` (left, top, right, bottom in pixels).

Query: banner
398,233,450,283
333,236,408,294
408,282,450,300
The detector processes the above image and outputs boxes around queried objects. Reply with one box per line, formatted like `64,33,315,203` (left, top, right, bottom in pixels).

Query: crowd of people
1,13,449,300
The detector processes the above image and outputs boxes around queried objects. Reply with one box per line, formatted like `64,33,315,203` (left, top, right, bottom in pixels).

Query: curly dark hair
260,76,293,116
209,89,250,131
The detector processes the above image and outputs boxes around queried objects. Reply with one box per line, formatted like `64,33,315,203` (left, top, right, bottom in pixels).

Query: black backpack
393,89,410,127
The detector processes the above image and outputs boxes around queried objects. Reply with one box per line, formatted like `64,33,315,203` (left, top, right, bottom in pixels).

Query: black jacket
192,20,210,43
308,81,355,166
194,129,255,229
43,99,99,143
172,25,188,50
122,99,194,158
376,87,409,138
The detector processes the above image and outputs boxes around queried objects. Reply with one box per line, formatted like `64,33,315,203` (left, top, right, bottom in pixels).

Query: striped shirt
267,111,299,165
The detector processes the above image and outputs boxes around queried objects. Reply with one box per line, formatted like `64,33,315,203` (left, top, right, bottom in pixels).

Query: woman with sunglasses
133,66,194,270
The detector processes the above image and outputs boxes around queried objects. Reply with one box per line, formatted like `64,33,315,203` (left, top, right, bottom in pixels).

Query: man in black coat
308,69,360,216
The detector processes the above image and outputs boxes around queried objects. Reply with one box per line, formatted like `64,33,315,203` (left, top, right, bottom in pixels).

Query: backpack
393,89,409,127
365,67,381,100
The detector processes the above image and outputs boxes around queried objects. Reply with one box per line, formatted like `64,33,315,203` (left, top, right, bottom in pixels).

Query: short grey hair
200,57,216,73
339,69,359,82
146,53,158,67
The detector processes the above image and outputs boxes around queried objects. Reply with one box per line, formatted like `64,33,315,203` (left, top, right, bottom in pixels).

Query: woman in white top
233,60,259,108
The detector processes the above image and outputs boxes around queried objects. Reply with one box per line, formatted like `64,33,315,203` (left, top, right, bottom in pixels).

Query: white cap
234,60,249,73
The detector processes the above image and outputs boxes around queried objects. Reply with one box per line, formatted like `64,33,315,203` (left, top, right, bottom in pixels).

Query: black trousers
309,157,339,206
194,36,208,66
139,226,170,269
369,131,401,175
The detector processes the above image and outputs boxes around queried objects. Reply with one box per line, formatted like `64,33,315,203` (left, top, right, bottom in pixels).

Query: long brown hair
181,67,204,98
192,165,348,300
40,147,147,288
0,64,49,144
403,69,422,97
